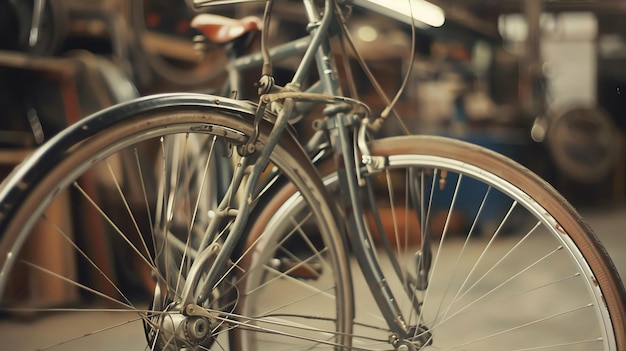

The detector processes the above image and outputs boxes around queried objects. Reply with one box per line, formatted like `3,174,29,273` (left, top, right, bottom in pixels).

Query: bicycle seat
191,14,261,44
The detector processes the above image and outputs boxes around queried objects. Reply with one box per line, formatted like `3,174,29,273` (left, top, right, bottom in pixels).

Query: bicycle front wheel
0,93,352,350
252,135,626,350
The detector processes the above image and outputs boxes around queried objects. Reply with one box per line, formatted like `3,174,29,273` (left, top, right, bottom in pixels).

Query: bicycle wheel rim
0,103,351,350
365,135,625,350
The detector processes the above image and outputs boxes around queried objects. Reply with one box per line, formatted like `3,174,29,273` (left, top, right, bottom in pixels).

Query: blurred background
0,0,625,297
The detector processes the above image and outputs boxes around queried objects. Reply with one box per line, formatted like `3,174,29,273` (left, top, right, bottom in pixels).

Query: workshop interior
2,0,625,206
1,0,626,333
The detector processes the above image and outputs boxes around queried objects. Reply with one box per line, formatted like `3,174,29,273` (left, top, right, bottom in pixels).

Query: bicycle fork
328,111,433,350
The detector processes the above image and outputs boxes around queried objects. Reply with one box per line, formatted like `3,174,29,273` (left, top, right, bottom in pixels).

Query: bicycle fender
0,93,301,230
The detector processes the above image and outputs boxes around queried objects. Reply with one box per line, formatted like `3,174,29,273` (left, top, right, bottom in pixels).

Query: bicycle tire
249,134,626,350
0,93,352,350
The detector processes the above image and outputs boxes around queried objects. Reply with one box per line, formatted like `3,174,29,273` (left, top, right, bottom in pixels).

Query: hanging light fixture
354,0,445,28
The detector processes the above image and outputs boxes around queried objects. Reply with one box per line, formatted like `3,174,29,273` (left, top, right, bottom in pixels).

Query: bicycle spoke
442,201,522,305
208,308,378,351
105,159,156,269
34,314,155,351
133,148,157,259
250,259,333,299
419,172,464,325
17,260,134,310
445,304,598,350
73,181,158,278
431,272,583,330
39,214,134,308
434,185,493,322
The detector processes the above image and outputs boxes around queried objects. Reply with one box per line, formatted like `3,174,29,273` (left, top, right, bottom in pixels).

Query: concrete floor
2,205,626,350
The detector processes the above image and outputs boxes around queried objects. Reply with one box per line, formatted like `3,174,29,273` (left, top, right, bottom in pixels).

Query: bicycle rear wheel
250,135,626,350
0,93,352,350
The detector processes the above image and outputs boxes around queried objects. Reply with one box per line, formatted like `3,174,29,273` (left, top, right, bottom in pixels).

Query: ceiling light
354,0,445,28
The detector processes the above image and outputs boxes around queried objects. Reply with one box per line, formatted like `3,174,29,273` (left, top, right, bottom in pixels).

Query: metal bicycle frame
194,0,416,338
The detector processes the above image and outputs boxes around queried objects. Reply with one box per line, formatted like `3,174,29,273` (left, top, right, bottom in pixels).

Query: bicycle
0,0,625,350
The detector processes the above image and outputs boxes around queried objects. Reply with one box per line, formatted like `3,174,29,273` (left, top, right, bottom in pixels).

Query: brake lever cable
334,2,413,135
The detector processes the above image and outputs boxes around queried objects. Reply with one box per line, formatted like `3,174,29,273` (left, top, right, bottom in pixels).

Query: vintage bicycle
0,0,624,350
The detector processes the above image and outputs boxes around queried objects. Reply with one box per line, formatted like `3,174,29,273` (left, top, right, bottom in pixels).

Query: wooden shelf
0,50,78,75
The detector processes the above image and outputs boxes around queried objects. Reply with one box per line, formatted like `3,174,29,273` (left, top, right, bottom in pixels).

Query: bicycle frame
189,0,420,338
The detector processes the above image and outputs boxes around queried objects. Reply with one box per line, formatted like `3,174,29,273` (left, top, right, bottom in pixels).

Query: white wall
499,12,598,111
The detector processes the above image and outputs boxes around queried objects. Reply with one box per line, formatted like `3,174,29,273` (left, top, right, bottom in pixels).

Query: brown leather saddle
191,14,262,44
